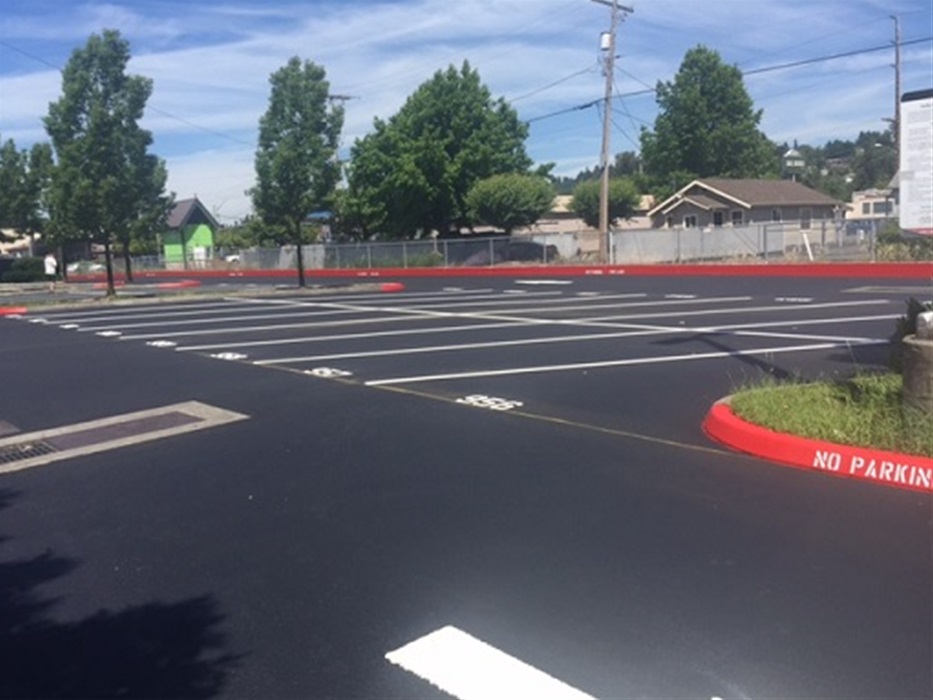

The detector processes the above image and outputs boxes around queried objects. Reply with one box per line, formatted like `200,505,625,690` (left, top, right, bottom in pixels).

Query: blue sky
1,0,931,223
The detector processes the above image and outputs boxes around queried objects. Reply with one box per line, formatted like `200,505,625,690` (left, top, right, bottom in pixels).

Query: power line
742,35,929,77
525,35,933,125
0,38,255,149
507,64,597,103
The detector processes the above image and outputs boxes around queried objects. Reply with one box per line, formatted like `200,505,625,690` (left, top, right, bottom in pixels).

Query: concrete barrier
902,334,933,413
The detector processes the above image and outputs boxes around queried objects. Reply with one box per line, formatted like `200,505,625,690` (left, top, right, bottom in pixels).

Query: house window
872,201,891,215
771,208,782,222
731,210,744,226
666,216,674,228
861,202,871,215
683,215,697,228
800,208,812,230
713,211,724,227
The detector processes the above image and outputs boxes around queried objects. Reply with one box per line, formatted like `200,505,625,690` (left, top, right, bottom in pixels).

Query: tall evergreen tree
640,46,778,194
44,30,170,296
0,137,52,242
251,57,343,288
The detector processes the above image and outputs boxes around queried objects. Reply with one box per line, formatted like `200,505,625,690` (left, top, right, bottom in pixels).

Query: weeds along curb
703,399,933,494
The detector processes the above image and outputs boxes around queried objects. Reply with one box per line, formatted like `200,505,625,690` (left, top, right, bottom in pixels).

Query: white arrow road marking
386,626,594,700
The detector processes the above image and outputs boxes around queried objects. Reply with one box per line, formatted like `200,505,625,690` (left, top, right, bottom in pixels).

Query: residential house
846,187,897,221
648,178,843,232
163,197,219,268
0,229,32,256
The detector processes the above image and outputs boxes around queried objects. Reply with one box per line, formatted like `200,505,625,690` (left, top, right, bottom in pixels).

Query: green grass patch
729,373,933,458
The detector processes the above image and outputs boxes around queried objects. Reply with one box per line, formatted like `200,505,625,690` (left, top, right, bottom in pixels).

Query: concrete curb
703,399,933,494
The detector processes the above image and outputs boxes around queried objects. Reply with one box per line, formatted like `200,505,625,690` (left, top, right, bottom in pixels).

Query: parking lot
1,274,931,698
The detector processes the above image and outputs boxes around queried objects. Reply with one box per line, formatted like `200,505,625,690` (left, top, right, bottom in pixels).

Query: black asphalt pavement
0,274,930,699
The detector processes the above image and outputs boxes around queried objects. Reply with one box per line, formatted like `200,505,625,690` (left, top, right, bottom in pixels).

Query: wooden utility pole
591,0,633,262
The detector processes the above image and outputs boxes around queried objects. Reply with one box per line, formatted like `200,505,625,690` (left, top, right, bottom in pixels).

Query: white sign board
899,89,933,236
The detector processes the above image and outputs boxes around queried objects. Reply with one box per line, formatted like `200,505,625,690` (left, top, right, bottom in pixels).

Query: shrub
0,257,45,283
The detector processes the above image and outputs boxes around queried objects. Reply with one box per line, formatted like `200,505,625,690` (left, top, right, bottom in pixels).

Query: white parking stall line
171,313,896,353
514,279,575,286
414,293,740,314
365,339,885,386
176,321,526,352
229,290,557,309
78,307,376,332
386,625,595,700
45,290,522,327
265,296,757,333
702,313,898,331
121,297,896,343
118,312,471,340
41,300,277,324
252,321,883,366
34,299,254,322
339,297,893,335
584,299,894,325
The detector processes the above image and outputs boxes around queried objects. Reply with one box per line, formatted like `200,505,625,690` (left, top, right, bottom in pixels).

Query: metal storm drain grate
0,440,58,465
0,401,248,476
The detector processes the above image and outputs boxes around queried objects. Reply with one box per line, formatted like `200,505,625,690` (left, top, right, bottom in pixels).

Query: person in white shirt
44,252,58,292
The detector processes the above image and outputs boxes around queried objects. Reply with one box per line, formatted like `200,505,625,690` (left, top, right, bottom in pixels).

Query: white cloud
164,145,255,223
0,0,930,223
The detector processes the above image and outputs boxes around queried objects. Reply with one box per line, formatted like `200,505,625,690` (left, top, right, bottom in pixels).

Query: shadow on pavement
0,488,240,699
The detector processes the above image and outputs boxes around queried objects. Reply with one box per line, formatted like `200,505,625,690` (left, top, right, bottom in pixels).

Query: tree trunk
123,246,134,284
58,245,68,282
296,223,306,288
103,239,116,298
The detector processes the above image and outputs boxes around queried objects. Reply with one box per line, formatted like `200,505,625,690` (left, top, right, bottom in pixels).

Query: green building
163,197,219,268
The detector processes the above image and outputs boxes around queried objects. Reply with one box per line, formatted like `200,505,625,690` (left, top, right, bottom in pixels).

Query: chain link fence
128,221,929,272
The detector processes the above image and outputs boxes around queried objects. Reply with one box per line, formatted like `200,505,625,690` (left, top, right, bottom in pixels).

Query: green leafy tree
640,46,778,192
43,30,170,296
466,174,554,234
251,57,343,287
850,129,897,191
570,178,640,229
343,61,532,239
0,137,52,243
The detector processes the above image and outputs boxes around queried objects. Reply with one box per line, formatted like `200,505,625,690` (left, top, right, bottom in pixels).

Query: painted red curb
155,279,202,290
67,261,933,282
0,306,27,316
703,400,933,494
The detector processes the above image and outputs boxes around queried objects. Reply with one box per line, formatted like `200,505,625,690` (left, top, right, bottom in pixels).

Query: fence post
488,238,494,266
403,242,408,268
367,244,372,269
443,240,449,267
